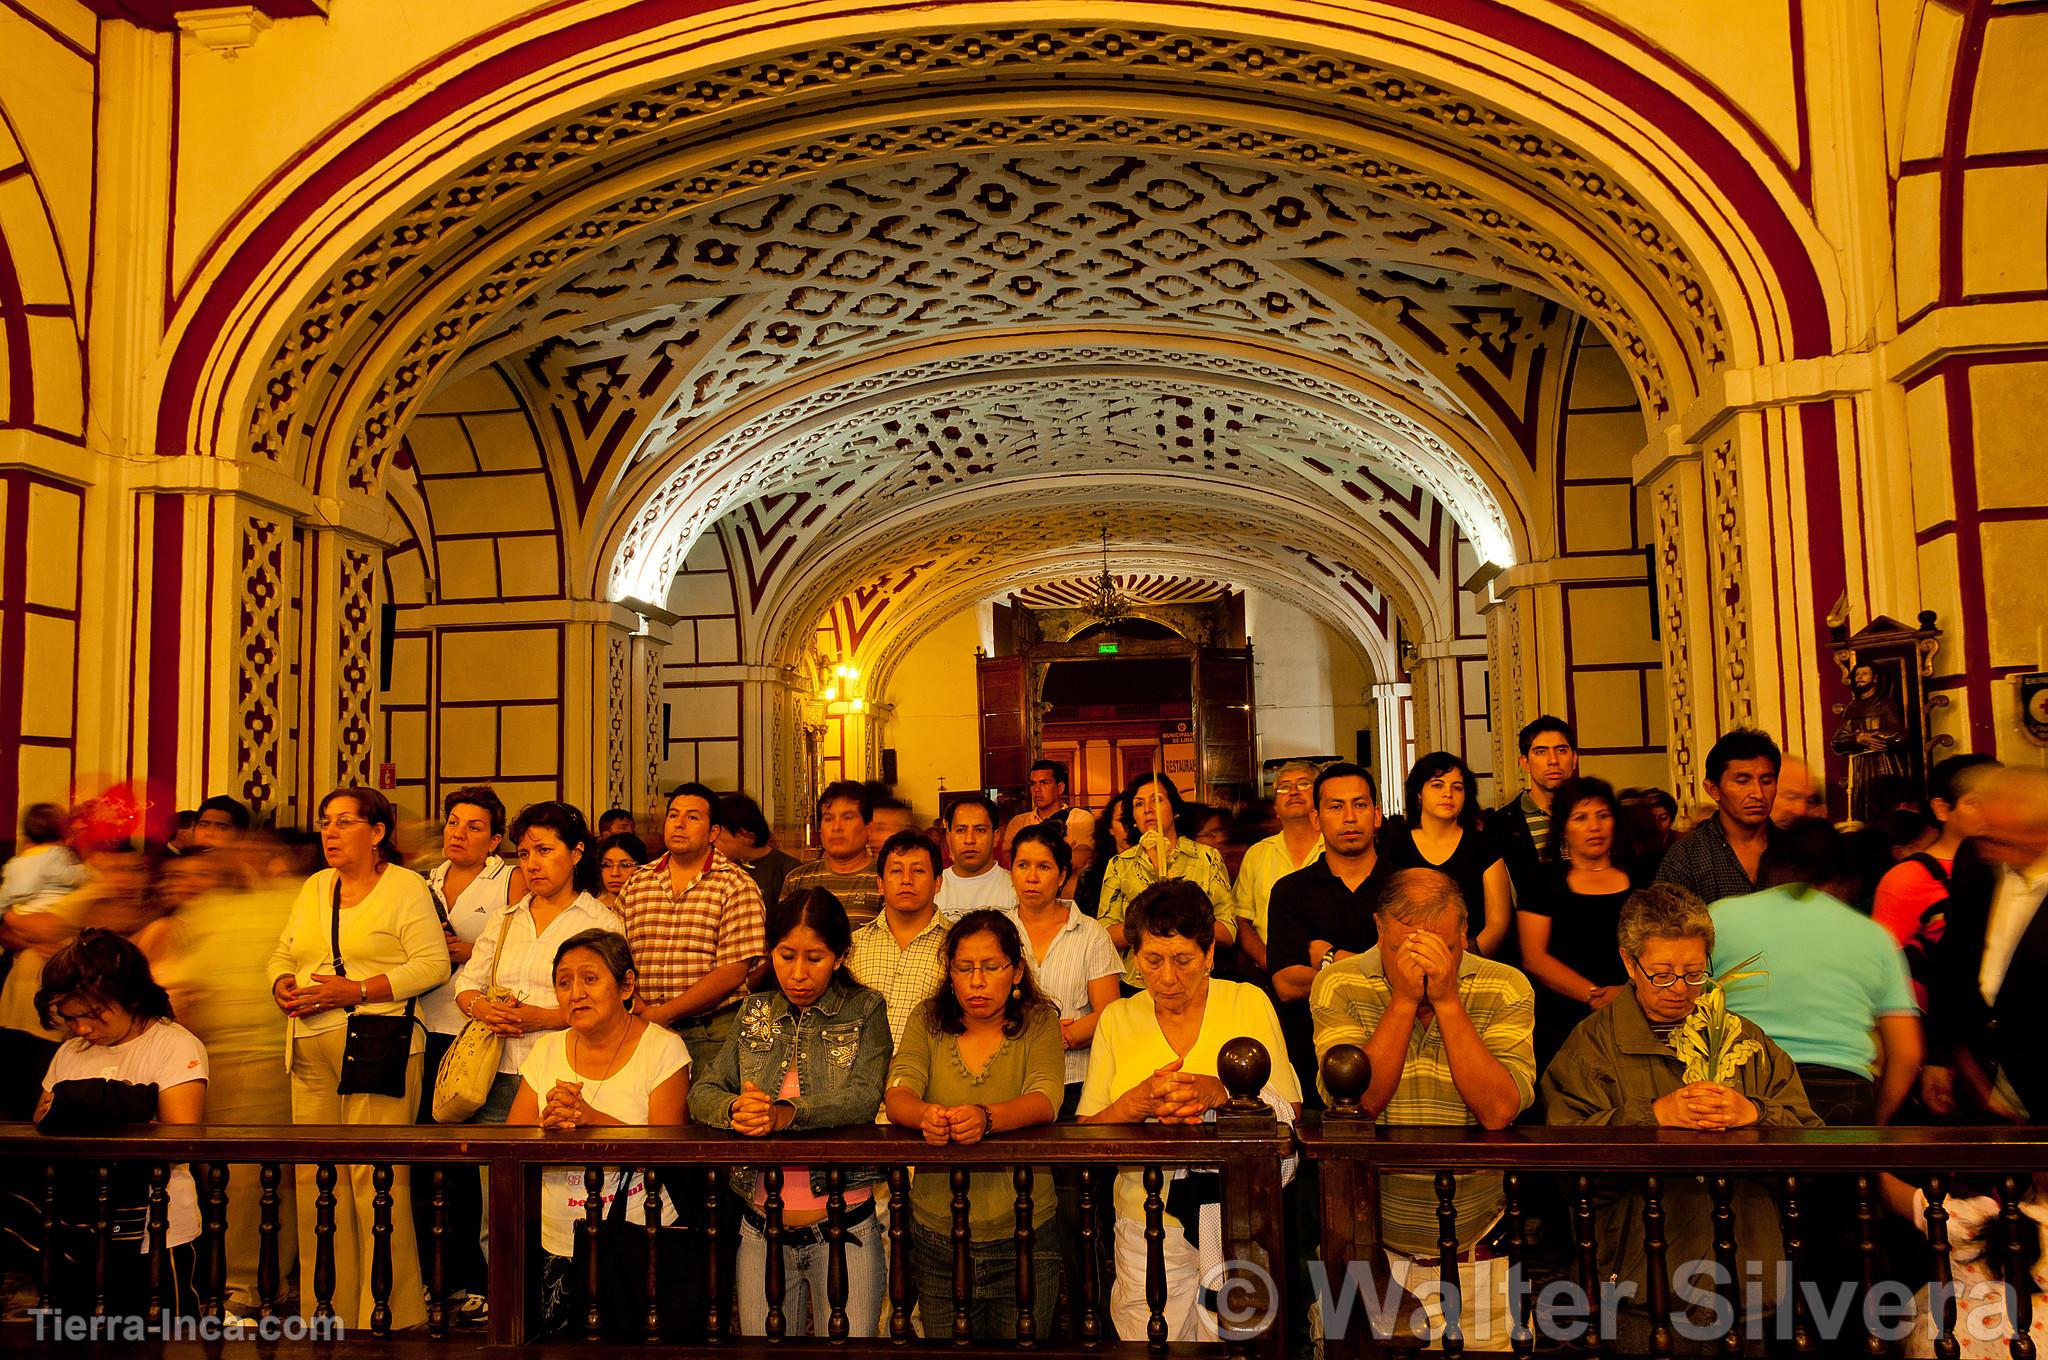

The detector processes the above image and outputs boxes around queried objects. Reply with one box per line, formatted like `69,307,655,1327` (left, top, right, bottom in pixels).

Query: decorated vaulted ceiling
342,22,1713,691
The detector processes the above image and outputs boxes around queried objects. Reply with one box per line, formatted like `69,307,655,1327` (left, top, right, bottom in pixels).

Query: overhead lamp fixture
1079,528,1134,627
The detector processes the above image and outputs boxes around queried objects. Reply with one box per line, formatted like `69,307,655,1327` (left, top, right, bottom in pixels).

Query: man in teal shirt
1709,820,1920,1124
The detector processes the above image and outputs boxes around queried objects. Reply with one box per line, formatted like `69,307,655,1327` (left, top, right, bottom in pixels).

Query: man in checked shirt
619,781,767,1073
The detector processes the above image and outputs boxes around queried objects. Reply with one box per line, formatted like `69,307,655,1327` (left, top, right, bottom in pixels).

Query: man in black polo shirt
1268,761,1391,1106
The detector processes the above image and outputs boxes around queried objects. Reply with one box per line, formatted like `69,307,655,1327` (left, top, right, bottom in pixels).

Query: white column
1371,681,1412,815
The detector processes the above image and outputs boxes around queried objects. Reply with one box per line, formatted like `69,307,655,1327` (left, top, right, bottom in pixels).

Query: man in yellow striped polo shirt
1309,866,1535,1347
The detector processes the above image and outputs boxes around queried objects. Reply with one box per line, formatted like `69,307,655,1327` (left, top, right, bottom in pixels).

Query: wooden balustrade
9,1038,2048,1357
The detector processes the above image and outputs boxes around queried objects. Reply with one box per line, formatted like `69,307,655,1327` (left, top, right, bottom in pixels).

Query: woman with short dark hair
885,910,1064,1339
594,832,648,912
1518,777,1637,1064
509,927,690,1339
1078,880,1299,1341
265,784,443,1330
35,928,208,1317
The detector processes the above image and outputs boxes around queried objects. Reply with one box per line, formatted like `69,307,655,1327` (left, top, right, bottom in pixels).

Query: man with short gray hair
1310,867,1535,1347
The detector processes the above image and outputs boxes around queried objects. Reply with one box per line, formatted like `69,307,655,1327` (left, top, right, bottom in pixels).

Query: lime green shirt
1099,838,1236,987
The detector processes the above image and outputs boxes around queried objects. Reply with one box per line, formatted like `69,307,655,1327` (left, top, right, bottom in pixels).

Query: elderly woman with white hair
1541,882,1820,1356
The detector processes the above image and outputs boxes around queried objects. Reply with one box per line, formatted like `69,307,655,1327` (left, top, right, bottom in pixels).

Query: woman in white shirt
266,785,445,1331
453,802,624,1120
1005,822,1122,1115
415,785,524,1324
510,928,689,1339
35,928,208,1319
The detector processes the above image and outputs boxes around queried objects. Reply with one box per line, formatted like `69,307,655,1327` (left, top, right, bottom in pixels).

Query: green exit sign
1097,641,1119,654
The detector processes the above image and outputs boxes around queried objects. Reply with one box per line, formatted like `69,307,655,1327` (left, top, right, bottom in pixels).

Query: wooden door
977,655,1029,792
1194,646,1255,802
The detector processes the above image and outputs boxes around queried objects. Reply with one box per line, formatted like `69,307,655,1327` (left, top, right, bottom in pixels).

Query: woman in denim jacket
689,888,893,1336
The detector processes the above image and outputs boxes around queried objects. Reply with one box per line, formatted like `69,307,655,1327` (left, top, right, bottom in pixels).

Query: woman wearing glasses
266,785,447,1330
884,909,1064,1339
1541,883,1818,1354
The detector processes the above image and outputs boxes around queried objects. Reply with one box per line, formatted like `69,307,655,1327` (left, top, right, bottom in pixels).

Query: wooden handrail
1,1120,1295,1162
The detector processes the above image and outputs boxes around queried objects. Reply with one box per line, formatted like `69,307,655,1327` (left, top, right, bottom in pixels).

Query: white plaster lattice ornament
241,28,1720,504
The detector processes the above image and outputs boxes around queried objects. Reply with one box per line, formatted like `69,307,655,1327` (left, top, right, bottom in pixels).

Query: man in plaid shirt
619,781,767,1072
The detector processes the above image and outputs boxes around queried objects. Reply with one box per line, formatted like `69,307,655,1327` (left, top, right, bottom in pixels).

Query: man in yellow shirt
1232,759,1325,974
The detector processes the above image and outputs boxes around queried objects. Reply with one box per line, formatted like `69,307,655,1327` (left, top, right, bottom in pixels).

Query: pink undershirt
751,1064,872,1212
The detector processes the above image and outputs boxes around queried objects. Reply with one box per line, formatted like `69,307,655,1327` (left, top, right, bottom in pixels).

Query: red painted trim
0,227,33,430
1937,3,1990,311
1797,403,1848,771
1939,364,1996,752
0,0,93,61
199,497,216,796
1916,520,1957,545
147,495,184,840
156,0,1836,461
0,472,28,854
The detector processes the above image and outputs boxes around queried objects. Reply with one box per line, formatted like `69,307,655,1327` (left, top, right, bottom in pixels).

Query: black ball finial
1321,1043,1372,1119
1216,1036,1271,1108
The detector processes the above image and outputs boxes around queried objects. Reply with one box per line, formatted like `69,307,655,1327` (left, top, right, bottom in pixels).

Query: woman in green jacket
1540,882,1821,1357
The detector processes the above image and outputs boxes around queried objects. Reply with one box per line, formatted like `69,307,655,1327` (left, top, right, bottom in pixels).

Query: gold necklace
570,1017,635,1107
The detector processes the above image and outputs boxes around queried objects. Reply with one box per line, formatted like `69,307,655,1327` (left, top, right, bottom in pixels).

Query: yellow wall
1245,592,1373,774
882,605,991,822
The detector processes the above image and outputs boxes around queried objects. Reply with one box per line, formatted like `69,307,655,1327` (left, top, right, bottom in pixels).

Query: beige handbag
431,911,515,1123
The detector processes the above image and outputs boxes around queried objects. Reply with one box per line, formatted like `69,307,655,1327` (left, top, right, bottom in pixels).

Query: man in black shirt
1268,761,1391,1105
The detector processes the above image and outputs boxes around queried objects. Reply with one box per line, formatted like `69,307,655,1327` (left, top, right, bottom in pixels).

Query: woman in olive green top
884,909,1064,1340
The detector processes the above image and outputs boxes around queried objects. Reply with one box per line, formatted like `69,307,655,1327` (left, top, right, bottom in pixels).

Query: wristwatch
977,1104,995,1137
1318,947,1337,970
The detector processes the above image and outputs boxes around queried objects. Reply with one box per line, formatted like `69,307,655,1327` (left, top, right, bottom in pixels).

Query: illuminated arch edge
594,334,1527,606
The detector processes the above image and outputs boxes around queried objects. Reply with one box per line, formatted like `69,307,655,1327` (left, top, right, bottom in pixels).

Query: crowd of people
3,719,2045,1354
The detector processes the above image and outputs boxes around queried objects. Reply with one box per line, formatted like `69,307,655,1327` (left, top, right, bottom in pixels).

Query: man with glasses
1233,759,1325,977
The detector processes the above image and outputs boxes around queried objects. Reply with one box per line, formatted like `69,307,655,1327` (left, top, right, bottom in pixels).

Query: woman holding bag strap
266,785,445,1330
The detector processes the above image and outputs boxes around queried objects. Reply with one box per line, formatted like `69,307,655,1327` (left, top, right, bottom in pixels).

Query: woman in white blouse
452,801,623,1121
509,928,689,1339
266,785,446,1331
1005,822,1121,1115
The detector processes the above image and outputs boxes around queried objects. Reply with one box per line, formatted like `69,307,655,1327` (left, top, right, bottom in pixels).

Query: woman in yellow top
1078,880,1299,1342
265,785,448,1330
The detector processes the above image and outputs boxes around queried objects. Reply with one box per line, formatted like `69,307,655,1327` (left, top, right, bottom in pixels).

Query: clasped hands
917,1101,994,1147
467,993,530,1036
1652,1081,1759,1131
1115,1057,1229,1125
729,1079,797,1137
539,1079,597,1131
272,973,360,1018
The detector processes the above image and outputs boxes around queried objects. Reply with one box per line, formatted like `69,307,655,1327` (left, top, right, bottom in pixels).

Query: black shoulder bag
331,875,421,1098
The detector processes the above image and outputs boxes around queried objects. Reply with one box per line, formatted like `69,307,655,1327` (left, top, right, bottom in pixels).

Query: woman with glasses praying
265,785,445,1330
1541,882,1818,1355
884,909,1064,1339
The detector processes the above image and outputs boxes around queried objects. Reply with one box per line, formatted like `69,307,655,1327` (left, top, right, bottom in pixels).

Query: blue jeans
735,1210,885,1337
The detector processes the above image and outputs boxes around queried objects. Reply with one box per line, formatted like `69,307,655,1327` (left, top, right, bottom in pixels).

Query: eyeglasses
1630,954,1711,989
315,816,367,832
950,962,1016,979
1274,780,1315,794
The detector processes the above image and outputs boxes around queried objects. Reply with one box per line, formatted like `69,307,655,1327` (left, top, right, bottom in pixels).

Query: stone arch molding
599,342,1524,606
155,1,1839,518
861,549,1401,708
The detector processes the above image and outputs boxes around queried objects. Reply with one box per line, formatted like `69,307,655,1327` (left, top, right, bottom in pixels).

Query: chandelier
1079,529,1134,626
